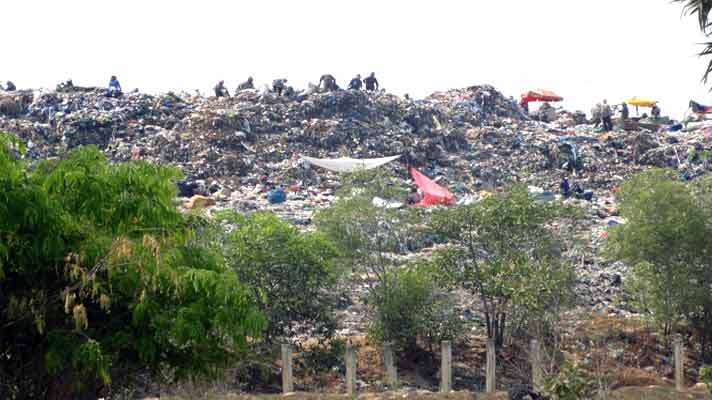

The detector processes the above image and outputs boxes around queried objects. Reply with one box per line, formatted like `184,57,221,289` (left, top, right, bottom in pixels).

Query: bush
300,338,347,377
0,135,264,399
368,264,462,354
220,211,341,343
314,170,453,352
431,185,576,347
606,170,712,361
544,361,593,400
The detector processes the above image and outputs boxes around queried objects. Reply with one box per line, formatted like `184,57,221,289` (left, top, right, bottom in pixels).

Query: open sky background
2,0,711,118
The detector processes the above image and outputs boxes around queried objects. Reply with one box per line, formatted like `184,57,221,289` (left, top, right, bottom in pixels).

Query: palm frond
674,0,712,32
699,41,712,84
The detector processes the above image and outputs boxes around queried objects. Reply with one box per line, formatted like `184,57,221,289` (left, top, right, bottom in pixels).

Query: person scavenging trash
266,185,287,204
520,100,529,114
480,89,493,113
406,187,423,205
574,183,594,201
560,177,571,198
600,100,613,131
364,72,379,91
214,80,230,97
272,78,287,96
5,81,16,91
56,79,74,92
348,74,363,90
319,74,338,91
107,76,122,97
236,76,254,91
651,103,661,119
620,102,629,120
591,102,601,127
558,142,582,171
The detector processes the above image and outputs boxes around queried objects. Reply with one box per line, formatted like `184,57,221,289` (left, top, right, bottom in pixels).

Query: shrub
0,135,264,399
544,361,593,400
431,185,576,347
220,211,341,343
606,170,712,361
368,263,462,354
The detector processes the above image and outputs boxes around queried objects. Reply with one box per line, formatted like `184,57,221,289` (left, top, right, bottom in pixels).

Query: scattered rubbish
1,82,709,316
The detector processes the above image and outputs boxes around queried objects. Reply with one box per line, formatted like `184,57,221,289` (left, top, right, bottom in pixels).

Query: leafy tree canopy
0,133,264,399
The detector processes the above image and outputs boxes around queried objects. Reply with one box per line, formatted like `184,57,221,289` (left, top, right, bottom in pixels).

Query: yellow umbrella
625,97,657,107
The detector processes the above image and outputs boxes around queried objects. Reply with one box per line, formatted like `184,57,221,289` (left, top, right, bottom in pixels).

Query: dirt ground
155,386,710,400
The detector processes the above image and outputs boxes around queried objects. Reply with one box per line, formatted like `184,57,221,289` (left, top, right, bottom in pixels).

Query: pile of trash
3,83,712,322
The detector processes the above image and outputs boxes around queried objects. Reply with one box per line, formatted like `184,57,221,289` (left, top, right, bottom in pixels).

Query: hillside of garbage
1,83,710,324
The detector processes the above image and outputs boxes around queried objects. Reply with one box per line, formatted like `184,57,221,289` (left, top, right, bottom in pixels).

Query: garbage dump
2,82,711,331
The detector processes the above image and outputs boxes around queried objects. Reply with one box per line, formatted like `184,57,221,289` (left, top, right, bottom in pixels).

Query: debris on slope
1,83,710,318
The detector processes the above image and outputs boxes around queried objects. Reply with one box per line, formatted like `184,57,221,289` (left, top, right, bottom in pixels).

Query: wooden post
440,340,452,393
675,339,684,391
531,339,543,391
345,343,357,397
281,344,293,394
383,342,398,389
486,339,496,393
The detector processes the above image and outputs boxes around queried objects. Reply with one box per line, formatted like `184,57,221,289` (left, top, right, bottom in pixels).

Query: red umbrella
520,89,563,104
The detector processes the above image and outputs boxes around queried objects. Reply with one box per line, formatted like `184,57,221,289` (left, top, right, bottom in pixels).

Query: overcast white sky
1,0,711,118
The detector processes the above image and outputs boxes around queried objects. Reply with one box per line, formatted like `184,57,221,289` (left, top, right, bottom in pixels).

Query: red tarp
410,167,454,206
520,89,563,104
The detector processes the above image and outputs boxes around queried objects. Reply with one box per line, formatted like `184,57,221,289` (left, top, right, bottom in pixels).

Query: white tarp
372,197,404,209
300,155,401,173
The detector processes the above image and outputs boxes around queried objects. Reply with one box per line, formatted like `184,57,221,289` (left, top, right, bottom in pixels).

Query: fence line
277,339,687,395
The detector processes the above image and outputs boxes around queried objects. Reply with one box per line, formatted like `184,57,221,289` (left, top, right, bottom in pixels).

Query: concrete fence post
486,339,496,393
440,340,452,393
675,339,684,391
345,343,357,397
281,344,293,394
531,339,543,391
383,342,398,389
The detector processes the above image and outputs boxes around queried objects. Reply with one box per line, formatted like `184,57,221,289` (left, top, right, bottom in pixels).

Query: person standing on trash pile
600,100,613,131
5,81,16,91
348,74,363,90
591,103,601,127
651,103,661,119
319,74,338,91
107,76,122,97
620,102,629,121
272,79,287,96
236,76,254,91
480,89,493,113
363,72,379,91
214,80,230,97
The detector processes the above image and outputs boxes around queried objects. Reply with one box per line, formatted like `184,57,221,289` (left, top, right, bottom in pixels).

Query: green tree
431,185,576,348
314,170,453,352
606,169,712,361
220,211,340,343
0,134,264,399
369,263,462,353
